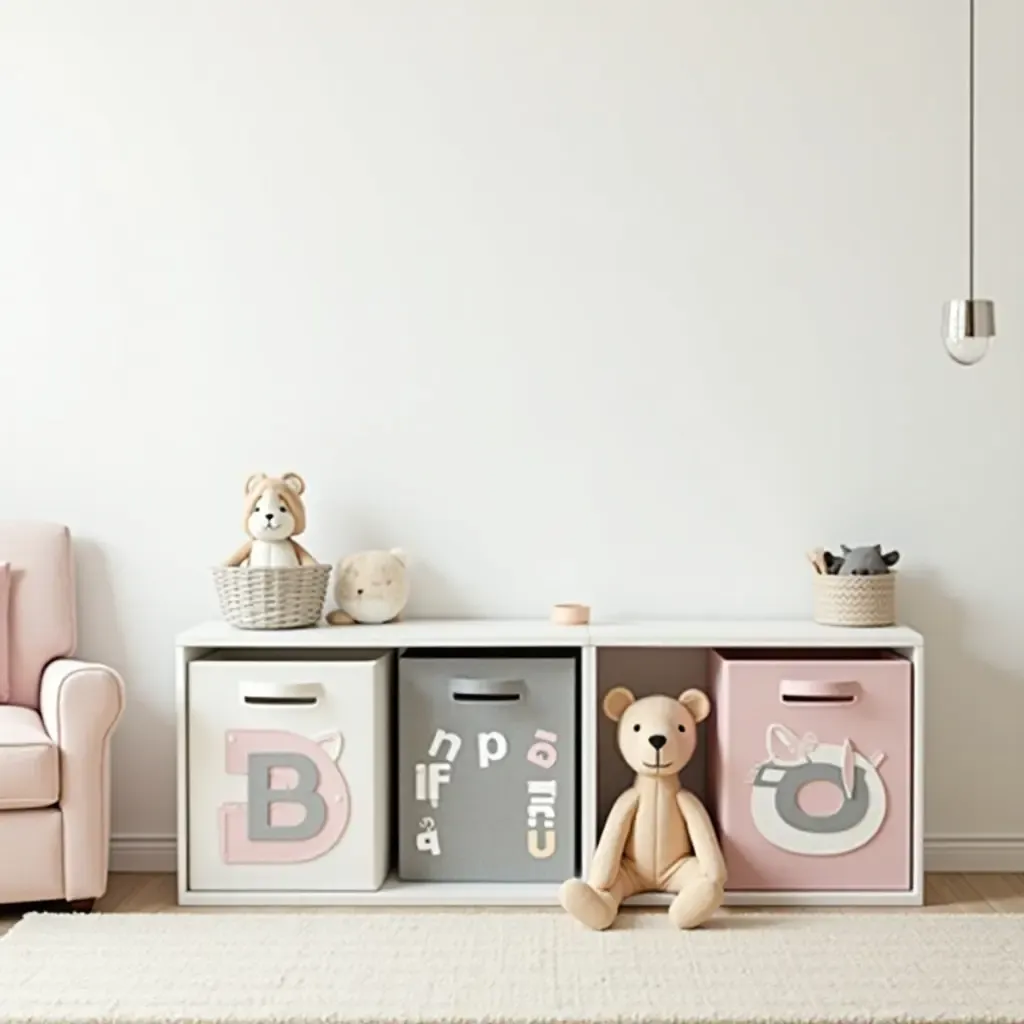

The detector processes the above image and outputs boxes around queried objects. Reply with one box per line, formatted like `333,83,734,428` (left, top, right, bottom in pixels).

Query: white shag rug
1,910,1023,1024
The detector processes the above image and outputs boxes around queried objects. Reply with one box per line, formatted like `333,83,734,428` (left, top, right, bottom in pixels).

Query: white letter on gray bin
478,731,508,768
248,752,326,842
428,728,462,763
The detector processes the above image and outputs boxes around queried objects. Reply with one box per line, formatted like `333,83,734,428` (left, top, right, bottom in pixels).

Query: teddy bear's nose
648,734,667,751
264,513,274,522
357,588,364,596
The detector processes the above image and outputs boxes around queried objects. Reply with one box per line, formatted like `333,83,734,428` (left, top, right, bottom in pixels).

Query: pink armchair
0,522,125,910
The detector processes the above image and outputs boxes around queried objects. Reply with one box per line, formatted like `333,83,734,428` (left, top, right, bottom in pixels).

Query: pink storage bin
708,649,912,892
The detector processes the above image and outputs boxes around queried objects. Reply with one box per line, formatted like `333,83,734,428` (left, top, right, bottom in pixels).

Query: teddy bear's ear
678,688,711,723
281,473,305,496
603,687,636,722
244,473,266,495
389,548,407,566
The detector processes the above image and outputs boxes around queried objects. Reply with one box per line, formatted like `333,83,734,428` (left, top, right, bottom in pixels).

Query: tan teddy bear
559,687,726,930
223,472,318,568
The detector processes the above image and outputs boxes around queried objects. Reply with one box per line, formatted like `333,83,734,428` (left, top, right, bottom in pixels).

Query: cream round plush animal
559,687,726,931
223,472,318,568
326,548,409,625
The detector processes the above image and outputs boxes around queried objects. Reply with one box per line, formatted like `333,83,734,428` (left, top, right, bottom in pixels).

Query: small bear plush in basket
807,543,900,627
224,472,318,568
824,544,899,576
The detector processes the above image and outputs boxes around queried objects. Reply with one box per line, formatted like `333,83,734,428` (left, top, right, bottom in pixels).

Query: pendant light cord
969,0,975,299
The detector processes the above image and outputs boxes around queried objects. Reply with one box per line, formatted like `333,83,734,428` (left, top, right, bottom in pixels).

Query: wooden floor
3,872,1024,936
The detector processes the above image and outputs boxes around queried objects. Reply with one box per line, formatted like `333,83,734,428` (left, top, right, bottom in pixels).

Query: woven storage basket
812,572,896,627
212,564,331,629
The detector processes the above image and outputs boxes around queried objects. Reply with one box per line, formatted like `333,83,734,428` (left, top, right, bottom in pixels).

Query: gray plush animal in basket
824,544,899,576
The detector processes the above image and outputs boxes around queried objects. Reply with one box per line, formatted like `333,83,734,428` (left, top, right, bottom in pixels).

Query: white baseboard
923,835,1024,873
110,835,176,873
110,834,1024,876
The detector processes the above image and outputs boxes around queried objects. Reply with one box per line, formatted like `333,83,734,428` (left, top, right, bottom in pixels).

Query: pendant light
942,0,997,366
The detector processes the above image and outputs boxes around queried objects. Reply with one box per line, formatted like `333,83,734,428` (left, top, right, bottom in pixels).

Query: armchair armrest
40,659,125,901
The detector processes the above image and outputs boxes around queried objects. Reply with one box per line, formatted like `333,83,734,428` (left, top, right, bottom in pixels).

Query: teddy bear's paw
559,879,617,931
668,878,724,930
326,609,356,626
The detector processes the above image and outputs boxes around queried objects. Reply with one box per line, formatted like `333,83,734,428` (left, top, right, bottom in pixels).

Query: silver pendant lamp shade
943,0,997,366
943,298,995,366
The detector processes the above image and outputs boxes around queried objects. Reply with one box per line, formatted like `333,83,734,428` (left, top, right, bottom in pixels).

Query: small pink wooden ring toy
550,603,590,626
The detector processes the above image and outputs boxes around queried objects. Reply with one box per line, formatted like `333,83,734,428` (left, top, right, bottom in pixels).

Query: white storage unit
176,619,924,908
186,649,391,893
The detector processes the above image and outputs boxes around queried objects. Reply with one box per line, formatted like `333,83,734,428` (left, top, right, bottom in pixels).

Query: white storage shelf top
177,618,923,650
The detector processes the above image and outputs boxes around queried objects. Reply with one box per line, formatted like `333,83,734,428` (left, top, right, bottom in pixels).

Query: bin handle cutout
239,681,322,707
779,679,859,706
449,677,525,703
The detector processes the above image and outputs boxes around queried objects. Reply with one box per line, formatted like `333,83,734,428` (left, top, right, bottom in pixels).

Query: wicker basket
212,564,332,630
812,572,896,627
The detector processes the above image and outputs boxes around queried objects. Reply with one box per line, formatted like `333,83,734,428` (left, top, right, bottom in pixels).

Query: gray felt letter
247,752,326,841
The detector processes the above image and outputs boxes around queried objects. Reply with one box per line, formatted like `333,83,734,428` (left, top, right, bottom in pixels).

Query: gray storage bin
398,653,577,883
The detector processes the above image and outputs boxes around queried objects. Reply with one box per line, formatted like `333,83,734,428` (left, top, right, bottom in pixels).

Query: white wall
2,1,1022,863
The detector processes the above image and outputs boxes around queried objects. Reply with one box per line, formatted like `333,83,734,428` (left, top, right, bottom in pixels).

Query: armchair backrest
0,522,77,708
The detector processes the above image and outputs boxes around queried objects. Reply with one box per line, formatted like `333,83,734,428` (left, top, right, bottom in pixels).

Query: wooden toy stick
806,549,828,575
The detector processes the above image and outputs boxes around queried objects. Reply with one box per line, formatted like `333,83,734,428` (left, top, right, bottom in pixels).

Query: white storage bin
187,650,391,892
